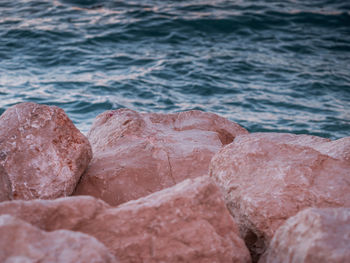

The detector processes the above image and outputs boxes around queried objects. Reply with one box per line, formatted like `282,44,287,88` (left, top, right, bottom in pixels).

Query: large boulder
74,109,248,205
0,102,92,200
209,133,350,261
0,176,251,263
0,215,117,263
260,207,350,263
0,165,12,202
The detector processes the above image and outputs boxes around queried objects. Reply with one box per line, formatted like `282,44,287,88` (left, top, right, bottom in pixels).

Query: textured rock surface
0,176,251,263
260,208,350,263
0,215,117,263
209,133,350,260
0,165,12,202
74,108,248,205
0,102,92,199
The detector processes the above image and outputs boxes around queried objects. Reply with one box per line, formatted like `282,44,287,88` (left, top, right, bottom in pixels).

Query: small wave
0,0,349,139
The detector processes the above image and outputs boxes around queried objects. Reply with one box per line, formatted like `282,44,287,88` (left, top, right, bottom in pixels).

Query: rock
0,176,251,263
209,133,350,261
0,165,12,202
312,136,350,162
0,215,117,263
74,109,248,206
260,207,350,263
0,102,92,200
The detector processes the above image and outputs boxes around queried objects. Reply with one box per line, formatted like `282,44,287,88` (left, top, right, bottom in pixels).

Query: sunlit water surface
0,0,349,138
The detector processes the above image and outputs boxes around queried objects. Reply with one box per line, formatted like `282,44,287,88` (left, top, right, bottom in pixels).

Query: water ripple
0,0,349,138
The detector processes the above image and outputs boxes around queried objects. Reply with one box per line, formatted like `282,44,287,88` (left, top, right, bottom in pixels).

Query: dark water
0,0,349,138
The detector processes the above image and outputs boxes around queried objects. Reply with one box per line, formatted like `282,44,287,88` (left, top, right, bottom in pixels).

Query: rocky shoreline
0,102,349,263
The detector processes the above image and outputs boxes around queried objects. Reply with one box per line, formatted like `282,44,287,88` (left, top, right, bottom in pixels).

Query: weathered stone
0,165,12,202
312,136,350,162
0,215,117,263
0,102,92,200
74,109,248,206
260,208,350,263
0,176,251,263
209,133,350,260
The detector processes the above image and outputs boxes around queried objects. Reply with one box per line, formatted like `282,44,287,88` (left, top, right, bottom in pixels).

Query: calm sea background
0,0,349,138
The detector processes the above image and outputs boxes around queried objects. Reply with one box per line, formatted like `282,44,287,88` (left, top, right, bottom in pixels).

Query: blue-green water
0,0,349,138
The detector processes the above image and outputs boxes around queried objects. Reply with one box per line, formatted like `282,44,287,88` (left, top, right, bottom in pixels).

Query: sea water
0,0,349,138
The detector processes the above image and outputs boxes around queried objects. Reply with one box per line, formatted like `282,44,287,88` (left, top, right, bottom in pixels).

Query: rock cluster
0,176,251,263
210,133,350,260
1,102,349,262
74,109,248,206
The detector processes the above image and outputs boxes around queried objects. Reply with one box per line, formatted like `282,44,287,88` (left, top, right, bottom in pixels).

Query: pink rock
0,215,117,263
74,109,248,206
312,137,350,162
0,176,251,263
260,208,350,263
0,165,12,202
0,102,92,200
209,133,350,260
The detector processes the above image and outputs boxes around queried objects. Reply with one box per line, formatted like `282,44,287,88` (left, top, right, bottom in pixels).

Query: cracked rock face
260,208,350,263
0,215,117,263
0,102,92,200
74,108,248,206
0,165,12,202
0,176,251,263
209,133,350,261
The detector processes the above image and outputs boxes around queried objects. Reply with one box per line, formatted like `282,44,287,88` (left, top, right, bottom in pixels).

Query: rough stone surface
0,102,92,200
0,176,251,263
0,165,12,202
260,208,350,263
0,215,117,263
209,133,350,260
74,108,248,205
